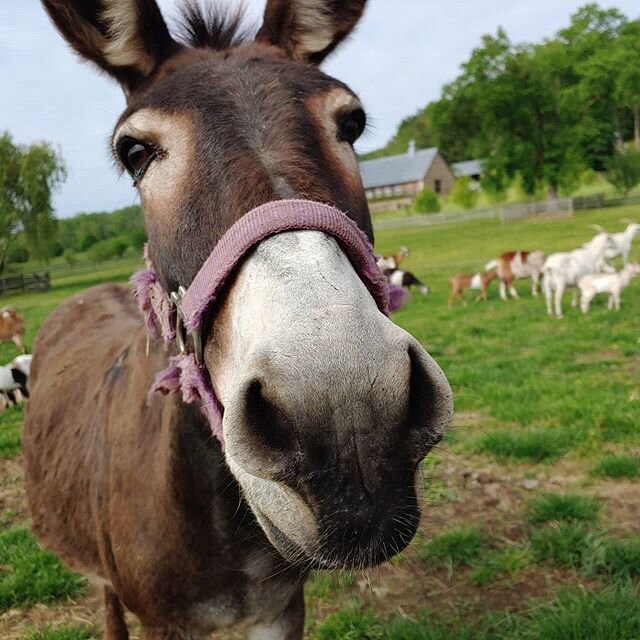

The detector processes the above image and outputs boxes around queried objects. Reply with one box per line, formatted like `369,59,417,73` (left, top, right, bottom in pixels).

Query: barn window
434,179,442,194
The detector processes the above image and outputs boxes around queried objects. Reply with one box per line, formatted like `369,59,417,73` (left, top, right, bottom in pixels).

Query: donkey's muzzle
214,231,452,566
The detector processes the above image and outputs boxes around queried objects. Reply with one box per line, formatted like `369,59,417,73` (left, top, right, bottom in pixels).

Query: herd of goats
378,222,640,317
0,222,637,414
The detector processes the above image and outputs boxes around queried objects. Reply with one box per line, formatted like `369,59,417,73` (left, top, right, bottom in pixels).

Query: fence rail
0,273,51,296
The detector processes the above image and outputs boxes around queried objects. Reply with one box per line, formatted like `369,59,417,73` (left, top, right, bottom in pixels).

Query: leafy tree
414,187,440,213
0,132,66,273
451,177,480,209
606,148,640,195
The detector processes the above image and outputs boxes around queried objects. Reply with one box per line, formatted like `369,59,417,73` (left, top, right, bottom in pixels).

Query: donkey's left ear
256,0,368,65
42,0,181,94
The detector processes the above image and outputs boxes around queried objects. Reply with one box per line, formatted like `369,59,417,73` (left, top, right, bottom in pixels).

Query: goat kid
0,354,32,407
448,270,497,308
485,251,545,301
543,230,611,318
579,262,640,313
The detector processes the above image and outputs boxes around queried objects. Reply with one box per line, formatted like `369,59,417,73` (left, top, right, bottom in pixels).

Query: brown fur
0,307,26,353
448,270,498,308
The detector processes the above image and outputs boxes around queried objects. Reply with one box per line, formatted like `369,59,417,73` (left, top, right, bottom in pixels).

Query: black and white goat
0,354,32,410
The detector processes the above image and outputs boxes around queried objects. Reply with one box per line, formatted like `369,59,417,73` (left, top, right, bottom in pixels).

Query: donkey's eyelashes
116,136,160,184
338,108,366,145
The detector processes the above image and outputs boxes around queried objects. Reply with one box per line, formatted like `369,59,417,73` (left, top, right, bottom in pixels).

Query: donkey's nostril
243,379,297,453
405,342,449,451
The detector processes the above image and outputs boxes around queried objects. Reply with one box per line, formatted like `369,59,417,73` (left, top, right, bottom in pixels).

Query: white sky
1,1,638,217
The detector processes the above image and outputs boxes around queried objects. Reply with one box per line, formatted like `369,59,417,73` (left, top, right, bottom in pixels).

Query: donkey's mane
174,1,256,50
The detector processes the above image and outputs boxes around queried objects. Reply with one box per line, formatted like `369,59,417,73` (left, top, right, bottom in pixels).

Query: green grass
474,427,576,463
529,522,592,568
0,527,86,611
589,537,640,580
419,527,490,571
23,628,97,640
520,582,640,640
527,493,600,525
0,404,24,459
468,548,532,586
592,455,640,479
312,583,640,639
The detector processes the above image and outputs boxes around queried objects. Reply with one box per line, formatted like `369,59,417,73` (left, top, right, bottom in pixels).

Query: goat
485,251,545,300
383,268,430,296
0,306,26,353
0,358,30,400
604,222,640,266
579,262,640,313
543,228,611,318
449,270,498,308
377,246,409,271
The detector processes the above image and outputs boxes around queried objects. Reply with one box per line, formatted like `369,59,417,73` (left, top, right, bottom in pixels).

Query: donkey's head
44,0,453,569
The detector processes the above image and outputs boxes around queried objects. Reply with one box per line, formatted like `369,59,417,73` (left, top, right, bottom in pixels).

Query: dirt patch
0,456,28,528
575,348,626,365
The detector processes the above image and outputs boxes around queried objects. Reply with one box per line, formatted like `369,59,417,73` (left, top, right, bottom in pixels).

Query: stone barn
359,142,455,199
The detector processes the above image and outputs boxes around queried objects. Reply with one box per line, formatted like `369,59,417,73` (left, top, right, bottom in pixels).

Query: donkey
25,2,453,639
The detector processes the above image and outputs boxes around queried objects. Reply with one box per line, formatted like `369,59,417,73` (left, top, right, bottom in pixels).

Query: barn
359,142,455,199
452,159,484,182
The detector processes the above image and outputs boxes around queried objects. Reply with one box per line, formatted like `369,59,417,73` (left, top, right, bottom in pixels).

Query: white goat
543,230,611,318
579,262,640,313
604,222,640,266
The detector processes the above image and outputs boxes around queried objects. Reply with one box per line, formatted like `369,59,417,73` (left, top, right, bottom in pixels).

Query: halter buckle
170,286,203,365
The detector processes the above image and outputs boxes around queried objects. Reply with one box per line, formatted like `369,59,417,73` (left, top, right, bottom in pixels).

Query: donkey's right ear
42,0,182,94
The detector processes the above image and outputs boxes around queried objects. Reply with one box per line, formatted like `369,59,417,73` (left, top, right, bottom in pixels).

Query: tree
606,148,640,195
0,132,66,273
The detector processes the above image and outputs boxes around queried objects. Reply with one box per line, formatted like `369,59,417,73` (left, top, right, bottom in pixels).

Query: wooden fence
0,272,51,296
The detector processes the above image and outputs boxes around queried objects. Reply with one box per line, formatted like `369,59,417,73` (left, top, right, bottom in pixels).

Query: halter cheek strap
131,199,402,446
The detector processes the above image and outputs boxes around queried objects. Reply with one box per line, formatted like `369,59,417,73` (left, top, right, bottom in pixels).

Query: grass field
1,205,640,639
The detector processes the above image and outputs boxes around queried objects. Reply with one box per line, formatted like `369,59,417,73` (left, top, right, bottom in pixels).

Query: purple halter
131,199,402,445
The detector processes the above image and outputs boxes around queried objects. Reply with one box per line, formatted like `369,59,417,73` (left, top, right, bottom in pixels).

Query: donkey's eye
338,108,366,145
116,136,158,182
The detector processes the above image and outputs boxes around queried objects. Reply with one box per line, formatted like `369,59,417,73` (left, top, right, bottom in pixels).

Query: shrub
606,148,640,195
592,455,640,479
414,187,441,213
451,176,480,209
527,493,600,525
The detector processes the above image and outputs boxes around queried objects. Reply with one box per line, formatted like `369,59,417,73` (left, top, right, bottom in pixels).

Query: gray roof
359,147,440,189
452,159,484,177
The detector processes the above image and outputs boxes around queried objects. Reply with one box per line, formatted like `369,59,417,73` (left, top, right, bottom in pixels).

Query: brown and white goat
485,251,545,301
448,270,498,307
0,306,26,353
377,246,409,271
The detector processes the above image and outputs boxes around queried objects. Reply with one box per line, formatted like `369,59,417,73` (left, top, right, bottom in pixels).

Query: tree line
363,4,640,200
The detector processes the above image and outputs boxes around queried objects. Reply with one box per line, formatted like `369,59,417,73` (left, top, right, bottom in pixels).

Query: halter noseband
131,199,398,446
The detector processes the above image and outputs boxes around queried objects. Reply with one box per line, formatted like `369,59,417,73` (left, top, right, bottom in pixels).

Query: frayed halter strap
131,199,397,446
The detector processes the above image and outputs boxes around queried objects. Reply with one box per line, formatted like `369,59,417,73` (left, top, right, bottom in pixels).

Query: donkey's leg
248,587,305,640
104,587,129,640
